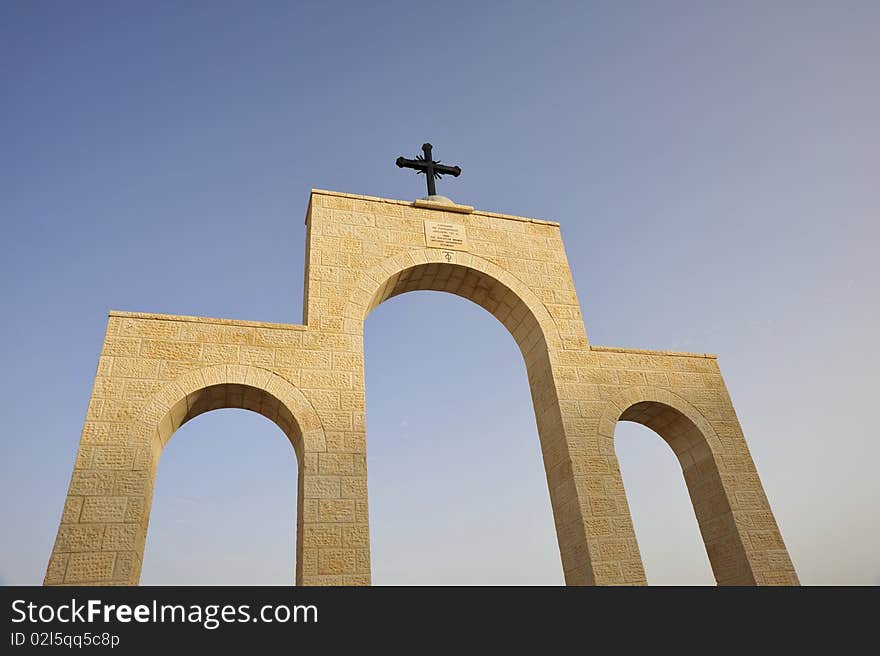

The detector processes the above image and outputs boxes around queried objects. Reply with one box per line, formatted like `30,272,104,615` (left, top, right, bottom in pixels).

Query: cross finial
395,143,461,197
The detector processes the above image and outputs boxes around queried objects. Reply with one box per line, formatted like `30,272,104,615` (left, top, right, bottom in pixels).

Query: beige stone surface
44,189,799,586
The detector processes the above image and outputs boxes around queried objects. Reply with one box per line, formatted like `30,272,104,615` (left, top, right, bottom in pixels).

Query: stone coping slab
310,188,561,227
108,310,306,331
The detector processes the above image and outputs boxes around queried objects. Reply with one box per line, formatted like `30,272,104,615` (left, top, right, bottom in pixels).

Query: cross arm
396,157,425,170
432,163,461,177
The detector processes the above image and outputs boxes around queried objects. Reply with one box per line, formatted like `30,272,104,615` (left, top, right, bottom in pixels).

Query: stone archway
345,248,586,580
344,248,567,417
44,364,325,585
45,188,798,585
598,386,753,585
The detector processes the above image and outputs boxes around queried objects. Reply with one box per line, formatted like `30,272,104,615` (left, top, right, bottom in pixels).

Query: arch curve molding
599,385,721,453
129,363,326,461
342,248,563,348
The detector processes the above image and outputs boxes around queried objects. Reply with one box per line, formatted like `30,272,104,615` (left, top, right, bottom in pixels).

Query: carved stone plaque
424,220,469,252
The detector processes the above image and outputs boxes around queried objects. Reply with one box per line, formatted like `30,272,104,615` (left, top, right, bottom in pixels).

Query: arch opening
612,398,752,585
123,365,324,586
357,260,564,433
364,290,564,583
620,401,713,472
615,420,715,584
141,407,299,585
357,257,571,583
365,262,548,363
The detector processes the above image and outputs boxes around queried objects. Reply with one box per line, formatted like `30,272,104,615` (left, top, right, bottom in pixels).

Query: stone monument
44,146,799,585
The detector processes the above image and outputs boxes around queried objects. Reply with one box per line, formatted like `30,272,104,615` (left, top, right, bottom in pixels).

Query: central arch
346,249,563,355
345,250,565,410
345,249,585,581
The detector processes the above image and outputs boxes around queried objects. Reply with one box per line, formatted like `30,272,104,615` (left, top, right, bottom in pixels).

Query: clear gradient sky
1,1,877,585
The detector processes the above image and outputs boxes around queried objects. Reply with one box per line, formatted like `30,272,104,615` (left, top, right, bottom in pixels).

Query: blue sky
1,1,877,585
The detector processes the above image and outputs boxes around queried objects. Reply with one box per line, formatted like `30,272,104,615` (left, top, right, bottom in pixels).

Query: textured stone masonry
45,189,799,585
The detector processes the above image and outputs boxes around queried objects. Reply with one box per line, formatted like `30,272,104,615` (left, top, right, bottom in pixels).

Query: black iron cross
396,143,461,197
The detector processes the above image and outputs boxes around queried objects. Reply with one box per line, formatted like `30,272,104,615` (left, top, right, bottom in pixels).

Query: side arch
599,386,754,585
121,364,325,585
599,385,723,462
129,364,326,466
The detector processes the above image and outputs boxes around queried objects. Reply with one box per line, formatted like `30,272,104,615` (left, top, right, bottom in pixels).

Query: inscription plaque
424,220,469,252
